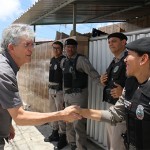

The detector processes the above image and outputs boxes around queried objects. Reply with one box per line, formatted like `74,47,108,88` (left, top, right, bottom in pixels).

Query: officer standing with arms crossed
0,24,81,150
78,37,150,150
62,38,100,150
100,32,127,150
44,41,67,149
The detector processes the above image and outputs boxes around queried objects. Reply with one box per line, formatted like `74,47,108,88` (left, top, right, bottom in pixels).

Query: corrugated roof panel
13,0,150,25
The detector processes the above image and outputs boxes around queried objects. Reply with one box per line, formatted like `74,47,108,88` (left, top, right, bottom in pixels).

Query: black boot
44,130,59,142
57,134,68,149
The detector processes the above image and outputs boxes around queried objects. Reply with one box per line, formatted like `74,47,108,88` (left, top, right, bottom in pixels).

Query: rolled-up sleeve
101,89,126,125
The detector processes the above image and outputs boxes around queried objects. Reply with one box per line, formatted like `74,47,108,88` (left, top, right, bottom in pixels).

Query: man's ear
140,54,149,65
122,39,127,45
7,43,15,53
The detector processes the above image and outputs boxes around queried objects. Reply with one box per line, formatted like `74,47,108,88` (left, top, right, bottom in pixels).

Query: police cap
126,37,150,53
64,38,78,46
108,32,127,41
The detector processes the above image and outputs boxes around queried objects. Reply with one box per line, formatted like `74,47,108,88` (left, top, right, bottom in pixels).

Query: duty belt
65,88,82,94
48,85,62,91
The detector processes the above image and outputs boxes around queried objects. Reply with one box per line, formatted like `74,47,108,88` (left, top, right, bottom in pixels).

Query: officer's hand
62,105,82,122
100,73,108,86
110,83,123,99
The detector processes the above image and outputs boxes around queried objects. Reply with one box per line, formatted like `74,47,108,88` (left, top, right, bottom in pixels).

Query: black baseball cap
108,32,127,41
64,38,78,46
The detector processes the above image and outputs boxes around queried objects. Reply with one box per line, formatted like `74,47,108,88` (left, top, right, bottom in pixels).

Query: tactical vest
124,77,150,150
103,56,127,104
49,55,65,87
63,54,88,89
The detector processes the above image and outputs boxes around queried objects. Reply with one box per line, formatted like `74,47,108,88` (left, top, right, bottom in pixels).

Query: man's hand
110,83,123,99
100,73,108,86
8,124,15,140
62,105,82,122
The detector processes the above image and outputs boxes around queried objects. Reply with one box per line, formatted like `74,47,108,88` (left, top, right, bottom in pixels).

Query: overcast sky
0,0,112,41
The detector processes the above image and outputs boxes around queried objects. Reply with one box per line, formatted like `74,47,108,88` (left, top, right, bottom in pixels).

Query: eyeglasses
15,42,35,49
23,42,35,49
52,47,61,51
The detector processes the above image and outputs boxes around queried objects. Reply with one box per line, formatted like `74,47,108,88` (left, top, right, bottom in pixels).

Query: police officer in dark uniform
78,37,150,150
123,37,150,150
62,38,100,150
44,41,67,149
100,32,127,150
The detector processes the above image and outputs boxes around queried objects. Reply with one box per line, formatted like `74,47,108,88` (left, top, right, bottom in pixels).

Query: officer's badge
54,64,57,70
136,105,144,120
113,66,119,73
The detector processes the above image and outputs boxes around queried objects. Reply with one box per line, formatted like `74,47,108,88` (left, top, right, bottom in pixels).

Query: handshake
58,105,101,123
60,105,83,123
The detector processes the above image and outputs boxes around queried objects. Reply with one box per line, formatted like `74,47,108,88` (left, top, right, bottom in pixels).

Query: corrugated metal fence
87,28,150,149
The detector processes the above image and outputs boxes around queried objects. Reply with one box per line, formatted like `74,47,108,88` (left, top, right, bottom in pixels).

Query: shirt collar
113,49,127,63
2,50,19,75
